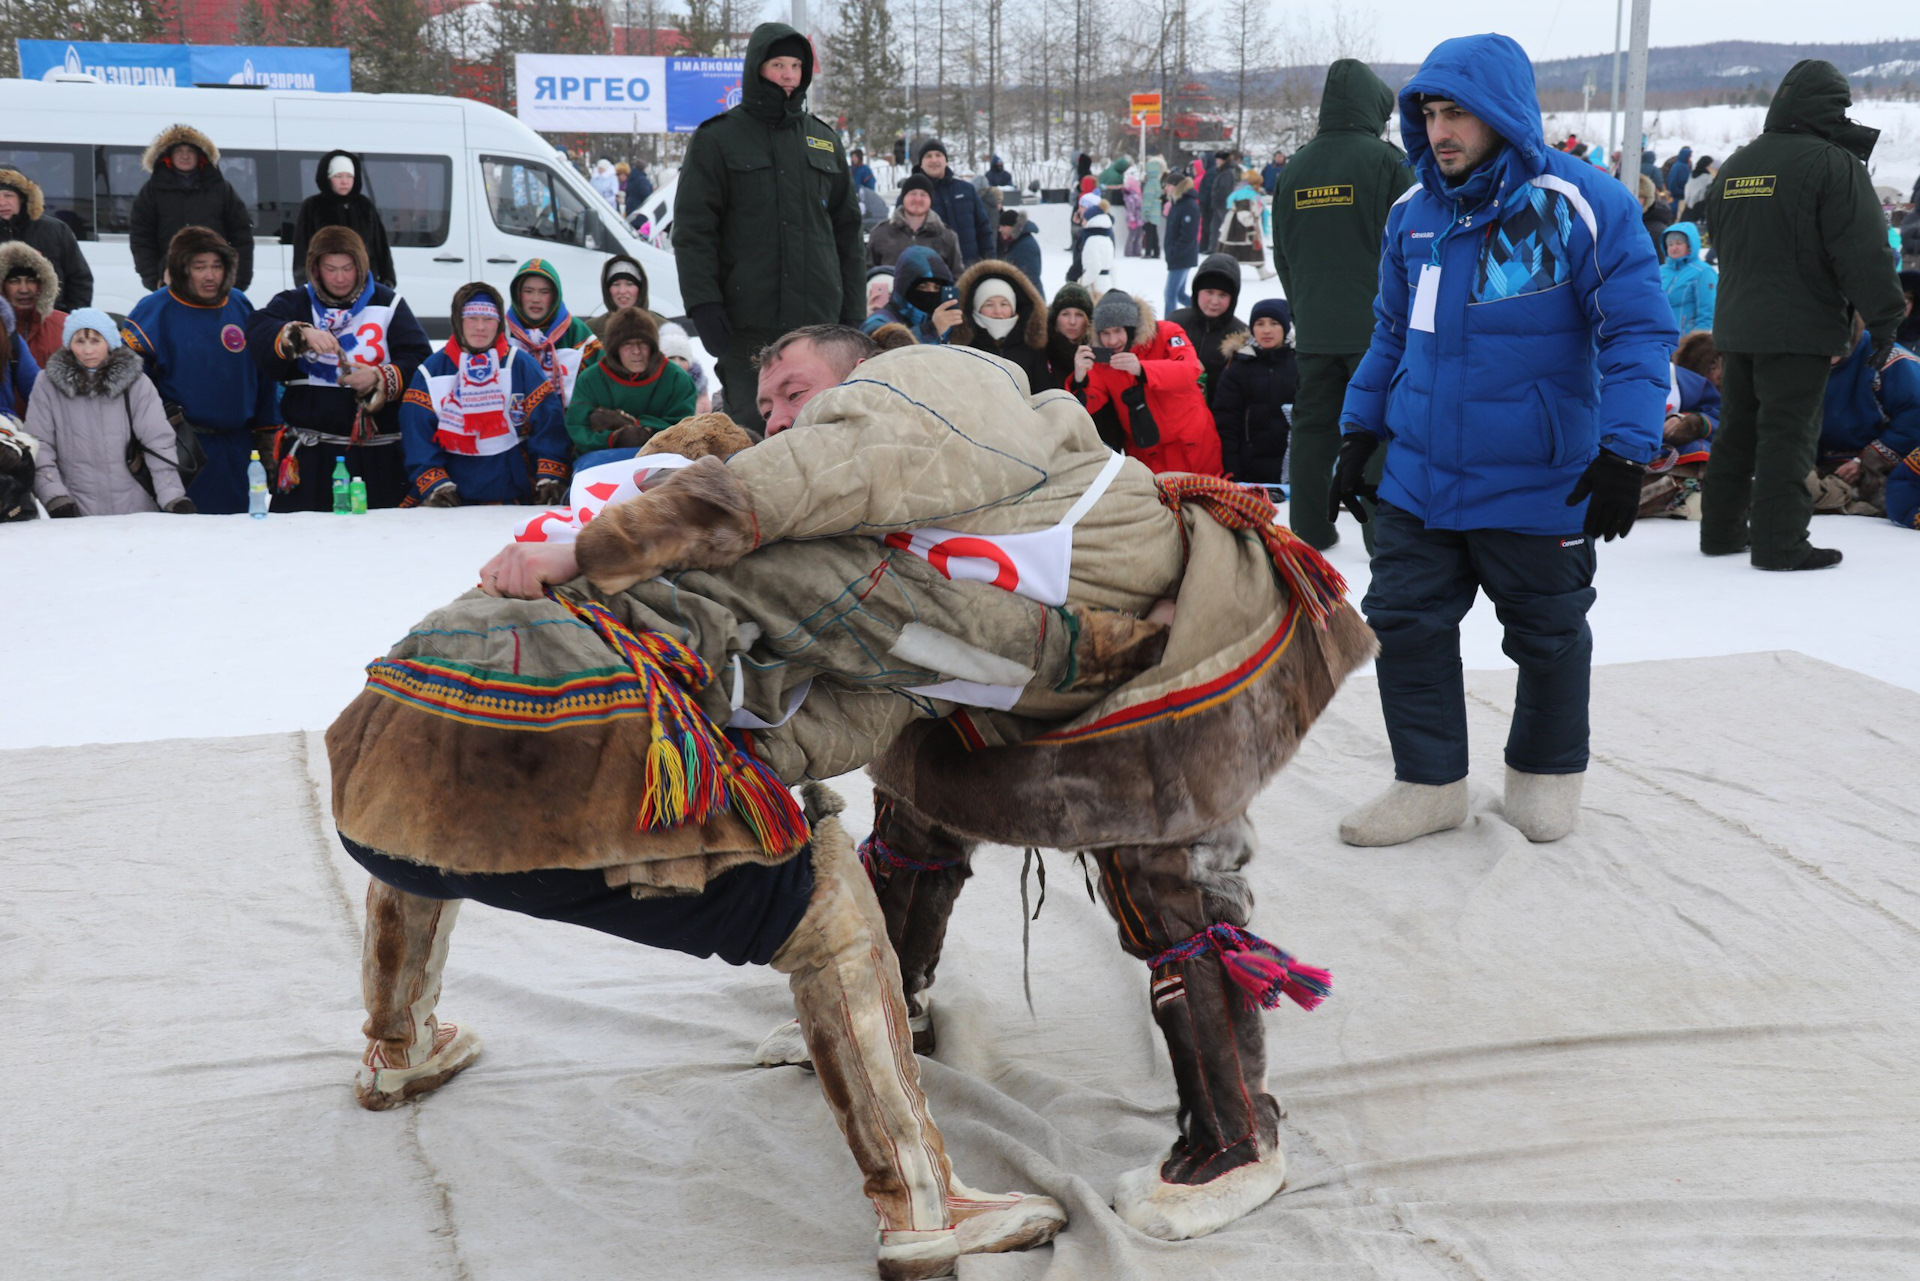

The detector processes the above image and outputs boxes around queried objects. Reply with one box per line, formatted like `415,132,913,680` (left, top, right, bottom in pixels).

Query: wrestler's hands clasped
480,541,580,598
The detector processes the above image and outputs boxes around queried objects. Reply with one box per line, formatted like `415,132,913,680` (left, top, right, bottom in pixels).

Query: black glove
1565,448,1646,541
1328,432,1379,525
163,496,197,515
532,478,568,507
46,496,80,518
1118,380,1160,449
424,482,461,509
689,303,732,360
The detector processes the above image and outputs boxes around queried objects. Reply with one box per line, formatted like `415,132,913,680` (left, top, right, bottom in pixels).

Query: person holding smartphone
859,246,963,345
1069,290,1221,475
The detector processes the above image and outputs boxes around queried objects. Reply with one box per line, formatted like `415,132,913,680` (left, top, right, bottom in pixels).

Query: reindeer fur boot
355,879,481,1110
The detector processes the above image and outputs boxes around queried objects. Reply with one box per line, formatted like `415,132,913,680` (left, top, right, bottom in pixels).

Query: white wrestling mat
6,650,1917,1279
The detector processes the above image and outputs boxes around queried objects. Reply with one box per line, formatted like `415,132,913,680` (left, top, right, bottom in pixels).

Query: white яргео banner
514,54,667,133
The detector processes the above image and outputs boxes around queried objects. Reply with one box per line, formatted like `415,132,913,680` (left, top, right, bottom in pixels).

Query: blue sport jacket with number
1339,33,1674,534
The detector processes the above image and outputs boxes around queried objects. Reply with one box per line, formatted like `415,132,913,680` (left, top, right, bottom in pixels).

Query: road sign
1130,91,1162,127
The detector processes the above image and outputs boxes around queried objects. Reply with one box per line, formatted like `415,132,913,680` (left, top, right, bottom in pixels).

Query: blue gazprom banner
17,41,351,92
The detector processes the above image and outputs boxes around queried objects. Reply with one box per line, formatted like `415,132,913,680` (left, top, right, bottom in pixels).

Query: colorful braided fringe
857,832,965,883
553,591,809,858
1155,474,1349,627
1146,922,1332,1012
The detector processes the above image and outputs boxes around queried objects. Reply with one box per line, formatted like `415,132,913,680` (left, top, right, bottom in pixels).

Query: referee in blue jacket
1333,34,1676,848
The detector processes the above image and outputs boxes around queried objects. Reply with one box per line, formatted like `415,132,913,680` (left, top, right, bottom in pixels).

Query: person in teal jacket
1660,221,1718,335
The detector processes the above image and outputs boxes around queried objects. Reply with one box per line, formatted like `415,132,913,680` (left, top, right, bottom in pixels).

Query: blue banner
16,41,351,93
665,58,746,133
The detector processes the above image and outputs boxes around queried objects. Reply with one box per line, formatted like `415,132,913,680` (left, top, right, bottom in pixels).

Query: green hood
1765,59,1879,162
742,22,813,127
1318,58,1396,135
509,257,567,326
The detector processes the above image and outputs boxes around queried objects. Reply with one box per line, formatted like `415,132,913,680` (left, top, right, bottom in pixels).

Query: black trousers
1364,502,1597,785
1288,351,1377,552
1700,351,1832,568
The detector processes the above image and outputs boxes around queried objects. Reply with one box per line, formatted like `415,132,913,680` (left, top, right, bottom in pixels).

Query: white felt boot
1338,779,1469,847
1504,767,1584,842
1113,1140,1287,1240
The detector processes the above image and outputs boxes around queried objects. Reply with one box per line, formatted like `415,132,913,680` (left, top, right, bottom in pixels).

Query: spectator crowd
2,32,1915,546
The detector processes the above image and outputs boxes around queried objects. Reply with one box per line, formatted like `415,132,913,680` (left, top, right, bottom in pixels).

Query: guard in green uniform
1704,59,1906,571
673,23,864,434
1271,59,1411,553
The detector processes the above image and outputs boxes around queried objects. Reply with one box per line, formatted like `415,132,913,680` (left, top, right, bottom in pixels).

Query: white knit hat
972,278,1017,310
327,154,355,179
658,322,694,363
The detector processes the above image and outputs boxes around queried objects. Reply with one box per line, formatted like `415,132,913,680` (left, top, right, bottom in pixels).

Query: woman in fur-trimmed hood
0,240,65,368
130,124,254,293
948,258,1056,391
28,308,188,516
0,165,92,310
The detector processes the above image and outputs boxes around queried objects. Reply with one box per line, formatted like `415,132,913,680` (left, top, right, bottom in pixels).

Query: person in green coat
565,306,698,468
1703,59,1907,571
673,22,864,434
1271,59,1411,553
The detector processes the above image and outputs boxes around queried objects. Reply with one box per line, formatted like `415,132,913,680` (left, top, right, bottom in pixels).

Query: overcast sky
1352,4,1917,66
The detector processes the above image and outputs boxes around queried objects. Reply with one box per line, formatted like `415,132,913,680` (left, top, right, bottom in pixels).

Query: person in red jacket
1069,290,1223,474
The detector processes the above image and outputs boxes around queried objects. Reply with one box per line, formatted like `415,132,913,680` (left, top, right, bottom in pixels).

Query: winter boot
771,785,1063,1278
355,880,481,1110
1095,821,1292,1240
1504,767,1584,843
1338,779,1470,847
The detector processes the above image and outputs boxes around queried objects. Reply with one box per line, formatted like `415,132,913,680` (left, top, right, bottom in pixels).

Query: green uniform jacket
1270,60,1411,355
566,354,699,453
1707,59,1906,356
673,23,864,332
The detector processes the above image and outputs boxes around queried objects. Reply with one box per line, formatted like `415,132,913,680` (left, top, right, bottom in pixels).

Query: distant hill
1215,40,1920,107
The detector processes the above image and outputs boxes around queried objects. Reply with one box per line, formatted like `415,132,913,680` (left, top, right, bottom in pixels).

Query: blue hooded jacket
1659,221,1717,334
1819,333,1920,459
1339,33,1674,534
861,246,955,344
1665,147,1692,204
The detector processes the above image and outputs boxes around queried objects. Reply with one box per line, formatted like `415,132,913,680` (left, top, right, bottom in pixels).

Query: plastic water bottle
247,450,269,519
349,475,367,514
331,458,351,514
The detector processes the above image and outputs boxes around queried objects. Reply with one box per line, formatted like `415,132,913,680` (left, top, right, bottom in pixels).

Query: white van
0,79,681,334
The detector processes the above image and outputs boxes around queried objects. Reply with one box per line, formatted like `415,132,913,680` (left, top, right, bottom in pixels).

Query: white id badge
1409,264,1441,333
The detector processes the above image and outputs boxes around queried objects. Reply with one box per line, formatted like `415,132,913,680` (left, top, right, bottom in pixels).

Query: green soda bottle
331,458,351,513
349,475,368,514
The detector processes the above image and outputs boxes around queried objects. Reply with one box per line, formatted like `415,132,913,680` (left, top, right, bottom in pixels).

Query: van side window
481,155,618,251
0,144,94,240
281,153,452,248
96,146,275,238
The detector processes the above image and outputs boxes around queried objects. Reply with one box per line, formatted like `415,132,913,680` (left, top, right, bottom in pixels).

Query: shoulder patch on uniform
1294,184,1354,209
1168,333,1187,347
1722,175,1776,199
805,135,836,153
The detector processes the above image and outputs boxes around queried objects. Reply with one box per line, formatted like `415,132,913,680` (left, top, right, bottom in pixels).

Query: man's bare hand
480,541,580,598
303,325,342,356
931,299,963,336
339,364,378,394
1108,351,1143,376
1073,345,1095,381
1836,458,1863,484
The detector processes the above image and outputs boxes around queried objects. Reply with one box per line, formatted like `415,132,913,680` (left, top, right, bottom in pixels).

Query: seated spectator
1168,253,1249,406
659,322,713,415
860,246,960,345
0,302,37,418
248,225,431,511
566,307,699,467
1210,297,1295,484
1,241,64,368
293,151,396,288
1898,271,1920,349
0,165,92,309
585,256,656,341
1886,446,1920,528
865,173,964,279
130,125,253,294
121,227,277,513
1641,333,1722,520
1810,321,1920,516
1077,194,1116,295
865,265,894,317
948,262,1054,391
994,209,1043,295
1660,223,1717,335
28,309,192,517
1045,282,1095,390
506,258,599,407
1068,290,1221,475
400,283,569,507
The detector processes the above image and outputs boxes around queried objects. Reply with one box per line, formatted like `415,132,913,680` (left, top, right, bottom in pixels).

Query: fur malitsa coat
28,345,184,514
0,167,92,310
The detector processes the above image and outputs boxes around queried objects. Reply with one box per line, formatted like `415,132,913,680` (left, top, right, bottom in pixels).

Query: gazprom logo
43,43,178,85
228,58,318,90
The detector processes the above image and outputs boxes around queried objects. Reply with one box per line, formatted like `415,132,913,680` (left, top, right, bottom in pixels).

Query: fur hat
658,322,694,363
450,282,508,351
1673,329,1719,378
143,123,220,173
0,167,45,221
640,413,755,460
869,322,917,351
165,225,237,302
0,242,58,318
603,306,662,365
305,224,370,298
62,308,122,350
1090,290,1141,334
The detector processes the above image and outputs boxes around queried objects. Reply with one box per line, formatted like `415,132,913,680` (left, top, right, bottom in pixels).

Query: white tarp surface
7,651,1917,1278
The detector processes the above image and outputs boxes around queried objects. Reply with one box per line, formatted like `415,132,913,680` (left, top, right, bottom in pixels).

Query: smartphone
938,285,959,305
1090,348,1114,362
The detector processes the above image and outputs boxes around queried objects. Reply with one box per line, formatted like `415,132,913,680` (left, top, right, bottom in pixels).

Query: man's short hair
753,324,881,378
